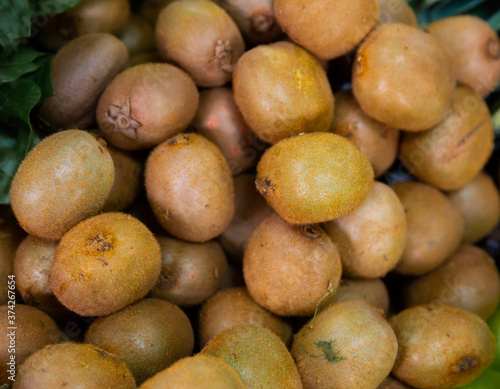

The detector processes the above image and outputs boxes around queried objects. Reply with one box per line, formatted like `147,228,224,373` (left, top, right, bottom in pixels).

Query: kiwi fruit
119,14,156,55
328,278,390,314
155,0,245,87
145,133,235,242
427,16,500,96
377,376,414,388
149,236,228,307
140,355,246,389
243,214,342,316
198,287,293,348
39,33,128,130
96,63,199,150
400,86,494,191
233,41,334,144
393,181,465,276
331,90,399,177
390,304,495,388
256,132,374,224
323,181,407,279
353,23,456,131
201,324,303,389
1,305,62,386
10,130,115,240
377,0,418,26
448,172,500,244
49,212,161,316
85,298,194,384
403,245,500,320
274,0,379,60
13,342,136,389
291,300,398,389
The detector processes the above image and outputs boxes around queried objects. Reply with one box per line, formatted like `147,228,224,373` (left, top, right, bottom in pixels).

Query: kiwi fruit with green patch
39,33,128,130
96,63,199,150
198,286,293,348
390,304,495,388
327,278,390,314
10,130,115,240
119,14,156,56
201,324,303,389
145,133,235,242
324,181,407,279
274,0,379,60
149,236,228,307
400,86,494,191
85,298,194,384
353,23,456,131
50,212,161,317
13,342,136,389
377,0,418,26
291,300,398,389
256,132,374,224
393,181,465,276
155,0,245,87
233,42,334,144
377,376,414,388
243,214,341,316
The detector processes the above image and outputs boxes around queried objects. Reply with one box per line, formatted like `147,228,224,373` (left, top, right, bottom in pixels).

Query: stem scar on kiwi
255,177,274,196
209,40,235,72
105,98,142,139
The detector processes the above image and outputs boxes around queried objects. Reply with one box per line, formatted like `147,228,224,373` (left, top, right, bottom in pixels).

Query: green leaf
488,9,500,31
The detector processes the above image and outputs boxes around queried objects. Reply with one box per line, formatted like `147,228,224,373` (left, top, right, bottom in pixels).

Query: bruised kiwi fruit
10,130,114,240
39,33,128,130
328,278,390,314
50,212,161,317
96,63,199,150
377,0,418,26
233,41,334,144
119,14,156,56
155,0,245,87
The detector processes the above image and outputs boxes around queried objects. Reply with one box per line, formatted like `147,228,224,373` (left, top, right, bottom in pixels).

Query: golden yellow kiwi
119,14,156,55
377,0,418,26
327,278,390,314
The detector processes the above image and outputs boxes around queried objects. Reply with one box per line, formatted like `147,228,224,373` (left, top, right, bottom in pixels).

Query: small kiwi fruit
10,130,115,240
327,278,390,314
119,14,156,55
377,0,418,26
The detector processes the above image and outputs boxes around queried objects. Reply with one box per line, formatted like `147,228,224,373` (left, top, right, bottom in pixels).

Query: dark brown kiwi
327,278,390,314
119,14,156,55
377,0,418,26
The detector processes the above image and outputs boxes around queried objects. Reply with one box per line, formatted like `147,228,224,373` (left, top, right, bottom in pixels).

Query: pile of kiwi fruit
2,0,500,388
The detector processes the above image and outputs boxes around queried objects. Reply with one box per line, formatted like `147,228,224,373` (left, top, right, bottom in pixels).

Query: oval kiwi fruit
119,14,156,55
328,278,390,314
155,0,245,87
145,133,235,242
50,212,161,316
10,130,115,240
233,41,334,144
256,132,374,224
96,63,199,150
353,23,456,131
377,0,418,26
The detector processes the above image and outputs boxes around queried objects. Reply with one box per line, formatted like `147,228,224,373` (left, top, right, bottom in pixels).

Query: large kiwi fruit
119,14,156,55
233,41,334,144
291,300,398,389
256,132,374,224
155,0,245,87
10,130,115,240
390,304,495,388
377,0,418,26
353,23,455,131
50,212,161,316
145,133,235,242
96,63,199,150
39,33,128,130
327,278,390,314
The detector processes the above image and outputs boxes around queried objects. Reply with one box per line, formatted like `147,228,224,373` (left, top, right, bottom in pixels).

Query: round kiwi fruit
328,278,390,314
274,0,379,60
232,41,334,144
323,181,407,279
119,14,156,55
377,376,414,388
353,23,456,131
392,181,465,276
155,0,245,87
256,132,374,224
13,342,136,389
331,90,399,177
243,214,342,316
145,133,235,242
85,298,194,384
96,63,199,150
291,300,398,389
377,0,418,26
50,212,161,316
201,324,303,389
10,130,115,240
149,236,228,307
400,86,494,191
427,15,500,97
198,287,293,348
39,33,128,130
390,304,495,388
403,245,500,320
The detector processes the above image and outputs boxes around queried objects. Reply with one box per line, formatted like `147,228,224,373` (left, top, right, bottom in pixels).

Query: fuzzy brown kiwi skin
327,278,390,314
39,33,128,130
